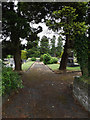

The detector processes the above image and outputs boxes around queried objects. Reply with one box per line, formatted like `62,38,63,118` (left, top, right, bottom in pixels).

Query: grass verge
47,63,80,71
22,61,34,71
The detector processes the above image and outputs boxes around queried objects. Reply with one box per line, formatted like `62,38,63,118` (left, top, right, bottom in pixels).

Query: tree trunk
80,63,88,77
88,21,90,77
14,46,22,71
88,27,90,77
59,34,69,70
10,3,21,71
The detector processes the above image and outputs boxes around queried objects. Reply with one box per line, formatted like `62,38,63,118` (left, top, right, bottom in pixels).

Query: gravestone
67,51,74,67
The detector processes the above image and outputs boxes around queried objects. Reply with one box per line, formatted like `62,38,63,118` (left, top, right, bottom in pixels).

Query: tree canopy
2,2,63,70
40,36,50,55
46,3,88,73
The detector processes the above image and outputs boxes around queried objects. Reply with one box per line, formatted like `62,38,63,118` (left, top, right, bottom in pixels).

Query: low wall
73,76,90,112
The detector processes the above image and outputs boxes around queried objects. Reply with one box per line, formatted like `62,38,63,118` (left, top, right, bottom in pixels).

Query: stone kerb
73,76,90,112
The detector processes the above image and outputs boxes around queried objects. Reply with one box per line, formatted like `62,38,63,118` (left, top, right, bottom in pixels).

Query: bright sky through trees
21,22,65,47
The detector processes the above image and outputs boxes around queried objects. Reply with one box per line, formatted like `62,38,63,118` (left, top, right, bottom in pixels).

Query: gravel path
2,62,88,118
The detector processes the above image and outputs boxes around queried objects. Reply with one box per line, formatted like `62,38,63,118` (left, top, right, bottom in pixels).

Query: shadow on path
2,62,88,118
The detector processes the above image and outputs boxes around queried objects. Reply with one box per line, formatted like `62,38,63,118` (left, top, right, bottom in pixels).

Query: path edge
26,62,35,72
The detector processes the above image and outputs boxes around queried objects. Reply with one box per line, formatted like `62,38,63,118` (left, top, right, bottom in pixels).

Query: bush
7,55,13,58
1,67,23,96
52,57,58,63
47,57,58,64
40,55,44,61
43,53,51,65
21,50,27,60
31,57,36,61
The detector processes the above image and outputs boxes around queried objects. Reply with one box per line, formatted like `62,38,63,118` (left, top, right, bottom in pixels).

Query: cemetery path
2,62,89,118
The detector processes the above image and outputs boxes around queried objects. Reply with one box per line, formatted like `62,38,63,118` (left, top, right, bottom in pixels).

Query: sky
31,22,59,40
4,1,65,46
14,0,60,46
21,22,64,46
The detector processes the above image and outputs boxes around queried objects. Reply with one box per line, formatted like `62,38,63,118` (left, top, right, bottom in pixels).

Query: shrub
31,57,36,61
1,67,23,96
47,57,58,64
7,55,13,58
52,57,58,63
47,58,53,64
21,50,27,60
43,53,51,65
40,55,44,61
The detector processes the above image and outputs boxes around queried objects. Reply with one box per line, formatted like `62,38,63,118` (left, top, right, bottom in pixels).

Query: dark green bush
40,55,44,61
47,57,58,64
1,67,23,96
47,58,53,64
31,57,36,61
43,53,51,65
52,57,58,63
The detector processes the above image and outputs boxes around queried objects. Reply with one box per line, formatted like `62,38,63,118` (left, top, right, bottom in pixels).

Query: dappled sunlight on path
2,62,88,118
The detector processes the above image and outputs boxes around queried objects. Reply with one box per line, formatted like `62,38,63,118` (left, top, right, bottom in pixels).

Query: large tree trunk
88,6,90,76
59,34,69,70
80,65,88,77
14,46,22,71
88,27,90,77
10,3,22,71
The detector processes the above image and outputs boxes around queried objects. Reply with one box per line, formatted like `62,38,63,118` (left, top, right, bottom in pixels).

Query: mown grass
47,63,80,71
22,61,34,71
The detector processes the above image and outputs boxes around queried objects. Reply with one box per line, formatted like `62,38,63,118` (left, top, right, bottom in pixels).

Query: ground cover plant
1,67,23,96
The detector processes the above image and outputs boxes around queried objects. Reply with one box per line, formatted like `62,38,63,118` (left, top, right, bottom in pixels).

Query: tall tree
74,34,88,76
56,36,63,57
2,2,30,70
2,2,63,70
47,6,78,70
26,36,40,58
40,36,50,55
50,35,56,57
87,1,90,76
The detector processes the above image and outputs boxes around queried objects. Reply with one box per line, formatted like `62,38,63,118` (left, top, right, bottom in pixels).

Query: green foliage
27,49,34,58
22,61,34,71
43,53,58,64
31,57,36,61
2,2,48,70
1,67,23,96
7,55,12,58
56,36,63,57
27,48,40,58
21,50,27,60
46,4,88,71
74,34,88,77
26,38,40,58
52,57,58,64
40,36,50,55
50,35,56,57
47,63,80,71
80,76,90,84
46,6,78,35
40,55,44,61
47,57,58,64
43,53,51,65
73,22,88,35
